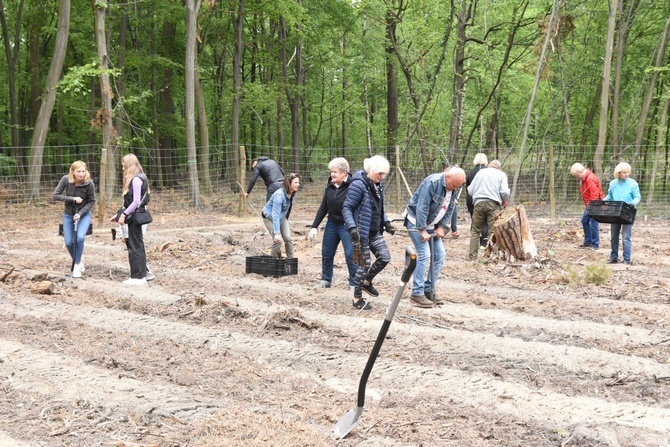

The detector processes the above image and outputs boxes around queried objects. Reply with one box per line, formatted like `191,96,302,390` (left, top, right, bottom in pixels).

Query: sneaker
349,285,356,292
424,291,444,305
578,243,590,249
76,262,85,273
361,282,379,297
320,280,331,288
410,295,433,308
122,277,147,286
352,299,372,310
72,264,82,278
607,258,618,264
145,271,156,281
450,231,459,239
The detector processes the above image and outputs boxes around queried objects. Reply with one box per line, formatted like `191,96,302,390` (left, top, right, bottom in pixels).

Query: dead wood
488,205,538,261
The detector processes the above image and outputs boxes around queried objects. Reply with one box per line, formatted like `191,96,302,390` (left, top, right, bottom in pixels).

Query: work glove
349,228,360,244
384,221,396,235
309,227,318,240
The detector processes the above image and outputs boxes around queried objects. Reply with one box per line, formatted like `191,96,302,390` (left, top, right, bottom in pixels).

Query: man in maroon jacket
570,163,604,250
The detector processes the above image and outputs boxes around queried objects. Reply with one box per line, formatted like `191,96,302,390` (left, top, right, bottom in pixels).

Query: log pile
487,205,538,261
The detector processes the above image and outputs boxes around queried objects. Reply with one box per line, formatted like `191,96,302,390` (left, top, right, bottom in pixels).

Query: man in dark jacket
342,155,395,310
245,156,285,202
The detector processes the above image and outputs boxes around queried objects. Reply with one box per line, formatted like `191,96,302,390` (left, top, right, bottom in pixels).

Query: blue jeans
581,208,600,248
610,222,633,263
321,220,357,286
406,221,445,296
62,212,92,264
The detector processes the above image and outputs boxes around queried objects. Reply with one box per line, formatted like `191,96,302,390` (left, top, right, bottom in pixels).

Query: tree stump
487,205,538,261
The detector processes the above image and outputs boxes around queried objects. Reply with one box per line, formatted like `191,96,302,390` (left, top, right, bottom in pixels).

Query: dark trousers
127,222,147,279
353,233,391,298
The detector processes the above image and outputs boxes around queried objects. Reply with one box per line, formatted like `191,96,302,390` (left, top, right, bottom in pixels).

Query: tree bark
0,0,24,152
594,0,619,177
195,58,212,194
511,0,558,202
385,2,400,161
489,205,538,261
94,1,116,208
27,0,70,199
185,0,202,206
232,0,243,194
646,85,670,210
632,15,670,172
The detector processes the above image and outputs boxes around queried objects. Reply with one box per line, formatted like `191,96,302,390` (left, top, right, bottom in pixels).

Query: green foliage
0,154,17,178
564,263,612,286
58,62,121,96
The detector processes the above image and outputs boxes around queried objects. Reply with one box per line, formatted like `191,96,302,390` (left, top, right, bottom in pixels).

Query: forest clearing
1,207,669,447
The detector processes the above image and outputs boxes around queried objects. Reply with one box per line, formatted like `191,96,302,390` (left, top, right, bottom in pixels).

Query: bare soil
1,208,669,447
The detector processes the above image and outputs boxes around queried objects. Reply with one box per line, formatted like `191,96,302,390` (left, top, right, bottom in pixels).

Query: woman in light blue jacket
262,173,300,258
605,162,641,265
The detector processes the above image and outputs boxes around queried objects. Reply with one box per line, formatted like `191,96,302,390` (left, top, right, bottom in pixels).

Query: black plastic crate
586,200,636,224
246,256,298,277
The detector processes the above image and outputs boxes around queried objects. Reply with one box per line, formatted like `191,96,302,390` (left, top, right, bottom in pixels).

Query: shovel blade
333,407,363,439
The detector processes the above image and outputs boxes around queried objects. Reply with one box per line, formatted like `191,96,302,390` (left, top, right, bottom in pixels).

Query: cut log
487,205,538,261
31,280,55,295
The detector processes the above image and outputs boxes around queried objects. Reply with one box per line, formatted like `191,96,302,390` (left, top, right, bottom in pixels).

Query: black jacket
53,175,96,216
310,174,352,227
246,157,285,194
466,164,486,215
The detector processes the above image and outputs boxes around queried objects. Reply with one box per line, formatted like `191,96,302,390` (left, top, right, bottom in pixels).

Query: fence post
238,145,246,218
98,148,107,227
549,144,556,219
395,144,401,212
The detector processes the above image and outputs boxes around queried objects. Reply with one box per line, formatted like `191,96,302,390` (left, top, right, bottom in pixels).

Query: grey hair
473,153,488,166
364,155,390,174
328,157,349,173
613,162,631,178
570,162,585,176
489,160,502,169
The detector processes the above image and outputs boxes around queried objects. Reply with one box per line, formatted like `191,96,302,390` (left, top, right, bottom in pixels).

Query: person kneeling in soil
343,155,396,311
262,173,300,258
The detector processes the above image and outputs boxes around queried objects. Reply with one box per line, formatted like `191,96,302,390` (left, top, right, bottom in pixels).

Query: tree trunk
341,34,348,155
185,0,201,206
232,0,243,194
511,0,558,202
385,3,399,161
94,1,116,209
646,85,670,210
0,0,24,152
27,0,70,200
632,15,670,172
488,205,538,261
449,0,471,151
594,0,619,177
611,0,640,147
195,59,212,194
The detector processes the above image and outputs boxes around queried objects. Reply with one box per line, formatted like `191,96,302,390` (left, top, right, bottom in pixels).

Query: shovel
71,218,78,274
333,246,417,439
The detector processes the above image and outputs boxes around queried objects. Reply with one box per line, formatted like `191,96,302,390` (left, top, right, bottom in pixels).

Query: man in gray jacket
245,156,285,202
467,160,510,261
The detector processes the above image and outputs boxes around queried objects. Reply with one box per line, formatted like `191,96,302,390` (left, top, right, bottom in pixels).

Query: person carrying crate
604,162,641,265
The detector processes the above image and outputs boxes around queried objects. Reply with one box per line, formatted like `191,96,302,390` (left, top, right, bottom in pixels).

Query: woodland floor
1,207,669,447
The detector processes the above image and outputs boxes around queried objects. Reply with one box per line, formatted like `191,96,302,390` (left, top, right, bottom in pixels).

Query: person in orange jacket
570,163,604,250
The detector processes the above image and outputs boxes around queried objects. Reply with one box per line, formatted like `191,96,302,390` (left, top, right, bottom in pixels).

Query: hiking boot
424,290,444,305
361,281,379,297
410,295,433,308
352,298,372,310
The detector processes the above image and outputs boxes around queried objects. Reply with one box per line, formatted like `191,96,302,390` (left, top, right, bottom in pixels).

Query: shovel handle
356,246,416,408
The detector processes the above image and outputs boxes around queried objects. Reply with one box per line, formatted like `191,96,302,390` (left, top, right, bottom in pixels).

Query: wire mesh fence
2,144,669,229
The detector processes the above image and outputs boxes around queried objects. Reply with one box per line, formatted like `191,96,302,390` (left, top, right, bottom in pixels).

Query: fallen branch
0,266,14,282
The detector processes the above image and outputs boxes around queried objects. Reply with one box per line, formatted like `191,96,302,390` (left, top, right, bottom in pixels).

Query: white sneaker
76,262,85,273
319,280,331,288
122,278,147,286
72,264,82,278
145,271,156,281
